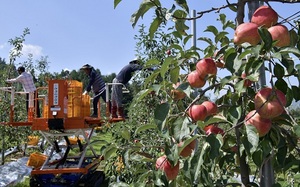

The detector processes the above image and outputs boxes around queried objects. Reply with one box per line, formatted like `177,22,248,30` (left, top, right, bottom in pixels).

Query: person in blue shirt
111,58,142,119
81,64,106,118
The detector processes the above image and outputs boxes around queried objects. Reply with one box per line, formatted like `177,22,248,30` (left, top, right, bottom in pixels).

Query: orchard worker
111,58,143,119
81,64,107,118
6,66,41,117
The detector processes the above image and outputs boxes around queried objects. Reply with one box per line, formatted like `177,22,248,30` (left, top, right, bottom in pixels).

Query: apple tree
102,0,300,186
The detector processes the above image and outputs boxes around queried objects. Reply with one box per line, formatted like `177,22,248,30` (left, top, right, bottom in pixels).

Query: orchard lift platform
0,79,128,187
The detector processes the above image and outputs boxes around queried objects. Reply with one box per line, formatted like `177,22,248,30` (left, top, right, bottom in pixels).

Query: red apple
187,70,206,88
268,24,290,47
156,155,180,180
234,22,260,46
244,110,272,137
196,58,217,79
178,139,197,157
241,72,253,87
201,101,218,116
203,124,224,135
188,104,207,121
251,6,278,28
231,145,238,153
254,87,287,119
166,49,171,55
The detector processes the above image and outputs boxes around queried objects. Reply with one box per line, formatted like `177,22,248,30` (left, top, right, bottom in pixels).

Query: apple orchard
103,1,300,186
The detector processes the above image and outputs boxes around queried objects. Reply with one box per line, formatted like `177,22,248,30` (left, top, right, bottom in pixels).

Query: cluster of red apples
157,6,289,182
245,87,286,137
234,6,290,47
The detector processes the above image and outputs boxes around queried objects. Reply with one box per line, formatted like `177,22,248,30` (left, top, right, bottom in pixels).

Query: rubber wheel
84,171,105,187
29,176,43,187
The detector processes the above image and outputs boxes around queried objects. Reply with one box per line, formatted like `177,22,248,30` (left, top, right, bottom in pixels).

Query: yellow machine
0,79,125,186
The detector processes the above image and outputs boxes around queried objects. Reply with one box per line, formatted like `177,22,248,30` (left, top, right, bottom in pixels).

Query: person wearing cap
6,66,41,117
111,58,143,119
81,64,107,118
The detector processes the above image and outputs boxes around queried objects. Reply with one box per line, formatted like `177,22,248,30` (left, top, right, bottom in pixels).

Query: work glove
5,80,12,85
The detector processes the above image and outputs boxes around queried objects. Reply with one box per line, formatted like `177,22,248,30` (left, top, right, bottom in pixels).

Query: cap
17,66,25,72
80,64,93,70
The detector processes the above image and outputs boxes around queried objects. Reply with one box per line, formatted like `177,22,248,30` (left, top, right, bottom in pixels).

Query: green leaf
131,0,160,28
146,58,160,66
274,63,285,78
154,102,170,131
272,52,282,60
114,0,122,8
171,43,183,51
245,125,259,154
174,10,189,35
247,72,260,82
172,31,183,40
134,124,157,135
175,0,189,12
296,64,300,81
104,145,118,160
279,47,300,57
199,115,229,127
178,135,198,155
238,48,252,61
215,31,229,43
149,17,162,40
170,66,180,83
235,79,247,93
227,106,242,125
224,48,237,73
173,116,188,140
292,86,300,101
289,29,299,47
276,146,287,167
131,153,153,163
252,149,263,166
160,57,173,78
294,125,300,138
194,142,209,182
280,55,295,75
136,89,154,102
204,26,218,36
218,14,226,25
258,27,273,52
183,34,193,46
206,134,223,160
197,37,213,46
144,69,160,87
260,138,272,158
285,87,293,107
228,4,237,12
121,129,131,140
275,79,288,94
294,173,300,180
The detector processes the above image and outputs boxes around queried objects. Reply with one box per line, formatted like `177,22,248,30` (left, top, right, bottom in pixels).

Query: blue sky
0,1,299,75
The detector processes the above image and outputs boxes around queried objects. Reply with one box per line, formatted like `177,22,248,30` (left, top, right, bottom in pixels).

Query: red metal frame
0,79,125,178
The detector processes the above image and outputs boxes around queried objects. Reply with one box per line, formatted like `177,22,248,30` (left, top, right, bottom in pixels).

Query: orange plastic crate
68,136,83,144
27,136,39,146
27,152,47,168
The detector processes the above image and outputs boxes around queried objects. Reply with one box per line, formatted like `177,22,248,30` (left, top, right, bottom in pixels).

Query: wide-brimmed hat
80,64,93,70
